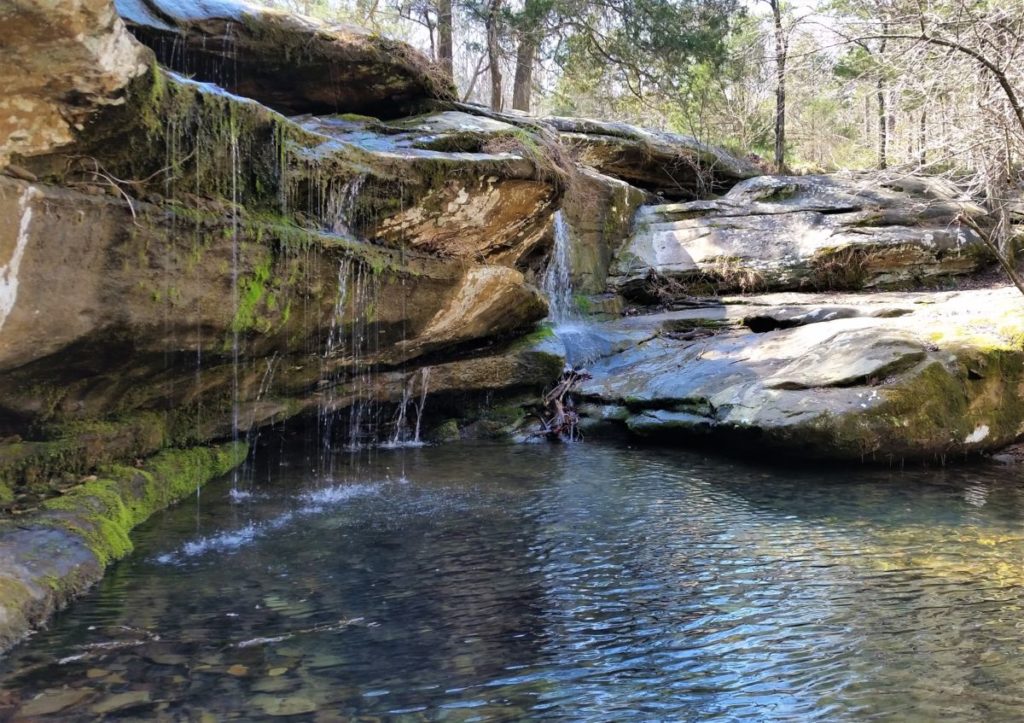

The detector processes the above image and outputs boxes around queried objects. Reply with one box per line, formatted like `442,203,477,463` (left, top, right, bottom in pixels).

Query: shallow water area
4,441,1024,720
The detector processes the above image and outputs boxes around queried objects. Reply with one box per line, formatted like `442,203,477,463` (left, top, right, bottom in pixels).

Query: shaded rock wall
116,0,454,117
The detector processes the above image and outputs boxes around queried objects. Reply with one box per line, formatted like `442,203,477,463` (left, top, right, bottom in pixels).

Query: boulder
545,116,760,199
561,167,647,294
611,174,991,301
116,0,453,117
0,0,150,165
578,287,1024,461
294,110,563,261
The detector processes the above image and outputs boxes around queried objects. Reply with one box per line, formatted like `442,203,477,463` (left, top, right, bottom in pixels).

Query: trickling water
229,115,241,490
540,211,609,368
5,442,1024,721
541,210,576,324
317,259,353,478
327,174,366,237
387,378,413,447
344,263,382,452
383,367,431,448
412,367,430,445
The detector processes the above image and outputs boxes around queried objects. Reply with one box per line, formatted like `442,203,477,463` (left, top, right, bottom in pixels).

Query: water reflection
3,442,1024,720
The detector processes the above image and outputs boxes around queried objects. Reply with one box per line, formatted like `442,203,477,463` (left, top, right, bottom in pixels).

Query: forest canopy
260,0,1023,216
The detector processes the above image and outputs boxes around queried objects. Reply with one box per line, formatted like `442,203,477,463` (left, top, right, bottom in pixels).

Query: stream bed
3,440,1024,720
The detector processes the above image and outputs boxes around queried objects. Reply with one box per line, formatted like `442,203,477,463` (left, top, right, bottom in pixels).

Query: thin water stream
3,441,1024,720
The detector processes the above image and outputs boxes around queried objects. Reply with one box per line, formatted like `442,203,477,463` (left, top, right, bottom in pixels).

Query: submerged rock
611,174,990,301
0,443,247,653
579,288,1024,461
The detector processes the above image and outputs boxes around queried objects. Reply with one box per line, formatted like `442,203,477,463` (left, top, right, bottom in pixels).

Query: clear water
4,441,1024,721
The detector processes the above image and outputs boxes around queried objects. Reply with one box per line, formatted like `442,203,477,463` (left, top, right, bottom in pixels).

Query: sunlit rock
580,287,1024,461
611,173,991,301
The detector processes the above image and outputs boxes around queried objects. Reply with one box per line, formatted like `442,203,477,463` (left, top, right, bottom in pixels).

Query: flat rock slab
579,287,1024,461
612,173,991,299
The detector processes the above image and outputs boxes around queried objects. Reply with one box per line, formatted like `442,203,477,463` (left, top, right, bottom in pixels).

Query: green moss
825,352,1024,460
232,251,274,333
427,419,461,443
336,113,380,123
512,324,556,347
39,443,247,565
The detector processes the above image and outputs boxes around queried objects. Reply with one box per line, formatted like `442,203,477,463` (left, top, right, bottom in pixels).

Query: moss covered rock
578,287,1024,462
116,0,454,117
0,442,247,653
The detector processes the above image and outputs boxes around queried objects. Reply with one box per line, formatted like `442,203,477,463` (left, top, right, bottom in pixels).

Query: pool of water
3,440,1024,720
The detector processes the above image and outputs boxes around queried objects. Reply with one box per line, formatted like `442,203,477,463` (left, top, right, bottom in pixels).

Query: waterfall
317,258,353,478
541,211,605,368
327,175,366,237
229,117,241,489
541,211,576,324
382,367,430,448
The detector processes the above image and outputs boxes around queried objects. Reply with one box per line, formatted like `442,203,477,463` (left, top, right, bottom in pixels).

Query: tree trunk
876,35,888,170
918,109,926,166
436,0,454,83
512,35,537,112
877,79,887,169
770,0,786,173
486,0,503,111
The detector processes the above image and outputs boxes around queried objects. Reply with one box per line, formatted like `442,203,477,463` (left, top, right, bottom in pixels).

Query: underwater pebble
90,690,152,715
15,688,92,717
227,664,249,676
252,676,300,694
253,694,318,716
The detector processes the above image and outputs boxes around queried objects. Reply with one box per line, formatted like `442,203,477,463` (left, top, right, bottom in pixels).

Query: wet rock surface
577,288,1024,461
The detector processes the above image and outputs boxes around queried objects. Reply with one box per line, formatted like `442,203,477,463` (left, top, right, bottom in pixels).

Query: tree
485,0,503,110
764,0,787,172
510,0,556,111
437,0,454,81
841,0,1024,266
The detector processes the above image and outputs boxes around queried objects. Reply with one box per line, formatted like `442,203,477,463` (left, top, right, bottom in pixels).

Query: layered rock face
610,174,990,301
116,0,454,116
546,116,760,200
0,0,574,502
576,288,1024,461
